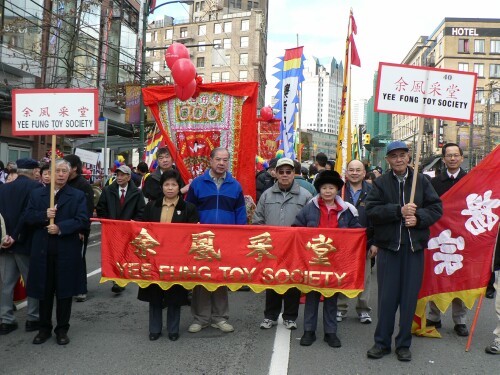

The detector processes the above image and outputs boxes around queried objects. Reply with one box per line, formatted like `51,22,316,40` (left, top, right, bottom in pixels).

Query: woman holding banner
137,170,199,341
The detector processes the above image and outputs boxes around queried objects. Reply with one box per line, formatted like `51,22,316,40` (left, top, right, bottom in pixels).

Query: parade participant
426,143,469,336
0,158,42,335
136,161,150,190
63,154,94,302
40,163,51,186
366,141,442,362
255,157,277,202
253,158,312,331
138,170,199,341
485,234,500,354
25,159,89,345
0,161,6,184
96,165,145,294
312,152,328,183
337,159,376,324
143,147,188,201
293,170,360,347
186,147,247,333
293,160,316,196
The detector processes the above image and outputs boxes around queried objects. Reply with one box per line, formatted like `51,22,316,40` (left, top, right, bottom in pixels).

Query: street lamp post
138,0,194,160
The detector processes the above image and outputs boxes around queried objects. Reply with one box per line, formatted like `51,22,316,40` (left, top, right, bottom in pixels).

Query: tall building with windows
394,18,500,170
145,0,268,107
301,56,343,135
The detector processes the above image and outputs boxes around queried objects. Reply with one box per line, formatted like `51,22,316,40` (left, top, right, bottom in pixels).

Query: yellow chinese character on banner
246,232,277,262
189,230,221,261
306,234,336,266
130,228,160,260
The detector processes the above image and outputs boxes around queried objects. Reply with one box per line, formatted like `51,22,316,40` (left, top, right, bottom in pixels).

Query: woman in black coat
137,169,199,341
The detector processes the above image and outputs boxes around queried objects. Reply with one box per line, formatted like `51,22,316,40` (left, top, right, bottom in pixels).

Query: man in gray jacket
252,158,312,330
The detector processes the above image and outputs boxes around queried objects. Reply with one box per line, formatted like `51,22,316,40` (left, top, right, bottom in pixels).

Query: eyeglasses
277,169,293,175
445,154,461,159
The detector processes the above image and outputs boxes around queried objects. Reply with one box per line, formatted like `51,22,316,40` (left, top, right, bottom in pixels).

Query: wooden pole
465,294,484,352
49,134,56,225
409,117,425,203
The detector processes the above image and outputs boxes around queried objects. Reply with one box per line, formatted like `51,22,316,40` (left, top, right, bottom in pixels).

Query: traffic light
363,133,371,145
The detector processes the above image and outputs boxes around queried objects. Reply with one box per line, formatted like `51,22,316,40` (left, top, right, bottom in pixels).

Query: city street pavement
0,223,498,374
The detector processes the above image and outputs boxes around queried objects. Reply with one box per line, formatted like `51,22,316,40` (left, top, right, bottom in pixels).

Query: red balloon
171,58,197,87
260,106,273,121
175,79,197,101
165,43,189,69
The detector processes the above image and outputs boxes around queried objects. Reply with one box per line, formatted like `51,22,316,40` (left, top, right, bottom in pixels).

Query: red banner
258,119,281,160
413,146,500,337
99,219,367,297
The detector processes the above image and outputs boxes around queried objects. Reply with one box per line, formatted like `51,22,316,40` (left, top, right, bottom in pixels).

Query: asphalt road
0,224,498,374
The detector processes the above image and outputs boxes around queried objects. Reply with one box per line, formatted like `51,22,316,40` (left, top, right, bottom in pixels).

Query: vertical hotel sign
12,89,99,135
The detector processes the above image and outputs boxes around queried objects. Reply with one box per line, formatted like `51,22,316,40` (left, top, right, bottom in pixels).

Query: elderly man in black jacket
365,141,442,362
96,165,146,293
0,158,42,335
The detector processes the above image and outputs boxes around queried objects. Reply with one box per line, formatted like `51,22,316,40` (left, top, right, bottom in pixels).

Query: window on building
198,42,206,52
223,38,231,49
224,22,232,33
491,40,500,53
197,57,205,68
211,72,220,82
239,70,248,81
475,88,484,102
474,112,483,127
165,29,173,40
247,1,259,10
198,25,206,36
241,19,249,31
458,63,469,72
474,39,485,53
229,0,242,8
180,27,188,38
239,53,248,65
146,50,151,57
458,39,469,53
146,32,152,42
214,39,222,49
214,23,222,34
490,64,500,78
222,72,230,82
240,36,249,48
195,1,201,12
474,63,484,77
153,61,160,72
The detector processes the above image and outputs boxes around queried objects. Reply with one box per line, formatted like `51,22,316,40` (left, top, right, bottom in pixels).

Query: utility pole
484,80,498,155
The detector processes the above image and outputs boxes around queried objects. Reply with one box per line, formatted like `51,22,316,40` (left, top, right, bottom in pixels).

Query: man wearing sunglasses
253,157,313,331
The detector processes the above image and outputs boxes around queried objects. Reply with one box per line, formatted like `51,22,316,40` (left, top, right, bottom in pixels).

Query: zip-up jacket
293,195,360,228
365,167,442,252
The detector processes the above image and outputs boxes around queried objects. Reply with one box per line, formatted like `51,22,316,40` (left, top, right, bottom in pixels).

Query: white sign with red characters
375,62,477,122
12,89,99,135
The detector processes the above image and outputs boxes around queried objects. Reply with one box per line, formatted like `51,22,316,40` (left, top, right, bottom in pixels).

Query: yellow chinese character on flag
246,232,276,262
130,228,160,260
306,234,336,266
189,231,221,261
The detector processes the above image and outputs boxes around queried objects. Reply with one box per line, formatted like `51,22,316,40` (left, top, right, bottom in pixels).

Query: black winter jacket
430,168,467,197
366,168,442,252
96,181,145,221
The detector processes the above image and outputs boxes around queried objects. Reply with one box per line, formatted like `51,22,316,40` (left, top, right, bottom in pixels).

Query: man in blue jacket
186,147,247,334
366,141,442,362
0,158,42,335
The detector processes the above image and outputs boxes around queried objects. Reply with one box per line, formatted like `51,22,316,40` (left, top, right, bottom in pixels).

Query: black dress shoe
168,333,179,341
485,288,495,299
33,331,52,344
149,332,161,341
237,286,251,291
396,347,412,362
367,345,391,359
111,283,125,294
299,331,316,346
324,333,341,348
0,322,18,335
25,320,40,332
454,324,469,337
56,332,70,345
426,319,442,328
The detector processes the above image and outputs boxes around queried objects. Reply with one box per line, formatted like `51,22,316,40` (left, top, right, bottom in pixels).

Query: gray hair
55,159,71,171
210,147,230,159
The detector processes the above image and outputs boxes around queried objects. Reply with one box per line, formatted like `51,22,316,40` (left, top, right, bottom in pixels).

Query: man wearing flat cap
365,141,442,362
253,157,312,331
96,164,145,294
0,158,42,335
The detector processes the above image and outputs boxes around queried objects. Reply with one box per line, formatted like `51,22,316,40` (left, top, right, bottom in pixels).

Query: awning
67,135,141,152
423,157,441,172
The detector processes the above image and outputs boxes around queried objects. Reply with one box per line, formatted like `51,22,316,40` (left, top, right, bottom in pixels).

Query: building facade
145,0,268,108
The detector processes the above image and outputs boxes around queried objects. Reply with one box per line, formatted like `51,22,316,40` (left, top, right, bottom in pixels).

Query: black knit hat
314,170,344,191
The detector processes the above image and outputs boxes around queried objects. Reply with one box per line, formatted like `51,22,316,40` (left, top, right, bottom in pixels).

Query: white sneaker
211,321,234,333
283,320,297,330
485,338,500,354
260,319,278,329
359,312,372,324
75,294,87,302
336,311,345,322
188,323,208,333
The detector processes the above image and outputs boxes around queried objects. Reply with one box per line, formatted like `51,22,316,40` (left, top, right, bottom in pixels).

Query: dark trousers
264,288,301,321
374,245,424,350
39,253,72,334
81,233,89,293
303,291,338,334
149,303,181,334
